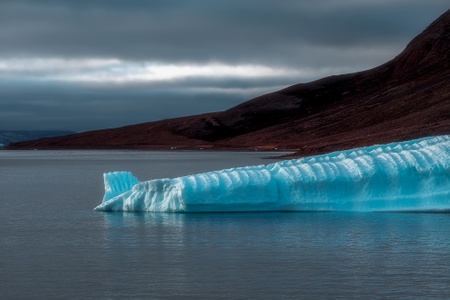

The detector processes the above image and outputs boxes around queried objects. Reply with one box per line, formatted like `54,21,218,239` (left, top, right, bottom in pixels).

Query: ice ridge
94,135,450,212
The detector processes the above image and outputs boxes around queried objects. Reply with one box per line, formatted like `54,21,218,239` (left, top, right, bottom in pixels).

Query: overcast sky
0,0,448,132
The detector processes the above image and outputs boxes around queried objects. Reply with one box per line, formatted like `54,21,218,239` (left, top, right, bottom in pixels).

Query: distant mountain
7,10,450,156
0,130,76,147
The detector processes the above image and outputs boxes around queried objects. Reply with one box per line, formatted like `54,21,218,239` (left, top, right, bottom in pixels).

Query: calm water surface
1,150,450,299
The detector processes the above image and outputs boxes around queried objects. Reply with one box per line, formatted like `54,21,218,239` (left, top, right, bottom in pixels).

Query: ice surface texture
95,136,450,212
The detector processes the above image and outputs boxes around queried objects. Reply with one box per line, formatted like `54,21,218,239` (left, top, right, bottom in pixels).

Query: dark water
1,150,450,299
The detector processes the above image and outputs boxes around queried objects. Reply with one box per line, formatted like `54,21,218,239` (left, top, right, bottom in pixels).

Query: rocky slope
7,10,450,156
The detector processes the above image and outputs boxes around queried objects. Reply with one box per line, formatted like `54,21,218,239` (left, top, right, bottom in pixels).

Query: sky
0,0,448,132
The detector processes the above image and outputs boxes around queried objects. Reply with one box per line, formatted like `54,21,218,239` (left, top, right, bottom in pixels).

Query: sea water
1,150,450,299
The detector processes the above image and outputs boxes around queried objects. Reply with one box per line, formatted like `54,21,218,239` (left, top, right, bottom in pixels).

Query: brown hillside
7,10,450,156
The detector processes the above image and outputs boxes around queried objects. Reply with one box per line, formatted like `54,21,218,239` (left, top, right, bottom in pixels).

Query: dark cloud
0,81,246,131
1,0,447,64
0,0,448,131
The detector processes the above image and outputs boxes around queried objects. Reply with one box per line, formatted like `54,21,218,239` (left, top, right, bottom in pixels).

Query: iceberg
94,135,450,213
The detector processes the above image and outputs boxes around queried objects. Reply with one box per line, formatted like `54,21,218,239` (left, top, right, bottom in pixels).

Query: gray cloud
0,81,248,131
0,0,448,131
1,0,447,63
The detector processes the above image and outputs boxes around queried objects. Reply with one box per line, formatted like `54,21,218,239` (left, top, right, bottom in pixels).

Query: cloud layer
0,0,448,131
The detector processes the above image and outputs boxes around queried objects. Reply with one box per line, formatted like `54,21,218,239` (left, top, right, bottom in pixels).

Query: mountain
7,10,450,156
0,130,76,147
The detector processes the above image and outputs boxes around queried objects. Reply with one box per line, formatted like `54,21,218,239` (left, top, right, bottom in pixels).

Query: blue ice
94,135,450,212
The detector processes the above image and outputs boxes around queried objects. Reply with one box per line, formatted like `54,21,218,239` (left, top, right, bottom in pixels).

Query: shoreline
5,133,450,160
